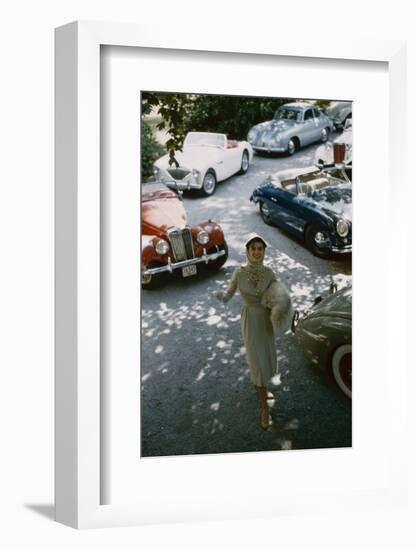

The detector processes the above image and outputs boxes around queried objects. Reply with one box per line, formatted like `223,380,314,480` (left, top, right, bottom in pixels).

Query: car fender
194,220,225,250
141,234,171,266
237,141,254,162
295,314,351,368
297,198,338,235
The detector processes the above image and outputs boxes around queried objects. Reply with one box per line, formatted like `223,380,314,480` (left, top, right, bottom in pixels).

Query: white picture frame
55,21,407,529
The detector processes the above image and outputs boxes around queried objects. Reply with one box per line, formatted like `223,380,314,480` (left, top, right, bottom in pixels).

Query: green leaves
182,95,291,139
142,91,191,165
141,121,165,181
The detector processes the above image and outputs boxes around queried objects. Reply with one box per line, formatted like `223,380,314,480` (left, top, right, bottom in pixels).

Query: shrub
141,121,165,181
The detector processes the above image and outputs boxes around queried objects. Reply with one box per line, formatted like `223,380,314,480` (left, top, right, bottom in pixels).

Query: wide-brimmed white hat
244,232,269,248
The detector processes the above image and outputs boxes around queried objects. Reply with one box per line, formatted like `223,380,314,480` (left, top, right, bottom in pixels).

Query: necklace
244,263,266,289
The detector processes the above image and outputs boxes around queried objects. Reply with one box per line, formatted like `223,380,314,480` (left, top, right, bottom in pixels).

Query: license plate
182,265,197,278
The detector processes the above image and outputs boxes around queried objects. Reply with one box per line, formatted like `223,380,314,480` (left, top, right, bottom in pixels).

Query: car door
267,187,304,237
291,192,318,233
220,139,242,178
313,108,326,140
301,108,317,145
211,135,233,180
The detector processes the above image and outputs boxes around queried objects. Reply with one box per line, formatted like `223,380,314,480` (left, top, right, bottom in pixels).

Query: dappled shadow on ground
141,143,352,457
141,246,352,457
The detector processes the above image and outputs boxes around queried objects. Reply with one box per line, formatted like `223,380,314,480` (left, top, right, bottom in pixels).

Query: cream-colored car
153,132,253,196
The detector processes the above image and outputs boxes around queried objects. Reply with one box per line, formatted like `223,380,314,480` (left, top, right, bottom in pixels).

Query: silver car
325,101,352,131
247,102,333,156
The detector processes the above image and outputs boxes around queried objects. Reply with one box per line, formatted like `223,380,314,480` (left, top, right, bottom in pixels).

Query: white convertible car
152,132,253,196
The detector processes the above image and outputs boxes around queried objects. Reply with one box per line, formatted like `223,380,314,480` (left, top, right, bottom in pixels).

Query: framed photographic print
139,89,353,458
55,21,407,528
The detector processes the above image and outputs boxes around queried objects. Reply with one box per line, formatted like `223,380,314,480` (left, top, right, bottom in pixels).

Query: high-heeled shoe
260,407,272,430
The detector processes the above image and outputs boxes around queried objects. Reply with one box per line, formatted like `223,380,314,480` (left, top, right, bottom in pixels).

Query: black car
292,284,352,399
250,166,352,258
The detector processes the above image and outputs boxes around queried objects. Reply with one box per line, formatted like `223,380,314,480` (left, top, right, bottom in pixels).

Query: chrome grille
167,168,191,180
167,227,195,261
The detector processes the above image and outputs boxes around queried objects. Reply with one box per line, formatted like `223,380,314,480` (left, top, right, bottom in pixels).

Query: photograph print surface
140,92,352,457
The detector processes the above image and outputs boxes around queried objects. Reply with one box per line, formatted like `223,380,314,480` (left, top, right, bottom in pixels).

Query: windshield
273,108,302,122
184,133,225,148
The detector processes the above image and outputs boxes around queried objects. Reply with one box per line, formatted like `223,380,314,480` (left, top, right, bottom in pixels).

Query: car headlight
275,133,281,143
247,129,257,142
192,168,200,178
197,230,209,245
153,166,160,177
155,239,170,255
336,219,349,237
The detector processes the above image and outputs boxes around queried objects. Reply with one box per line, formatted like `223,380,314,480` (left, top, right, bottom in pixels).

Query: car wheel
259,201,273,226
199,170,217,196
305,224,332,258
141,263,169,290
331,344,352,398
287,139,297,156
320,127,330,142
239,150,250,174
206,242,229,271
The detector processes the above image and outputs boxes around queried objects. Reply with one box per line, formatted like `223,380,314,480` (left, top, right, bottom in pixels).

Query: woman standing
215,233,279,430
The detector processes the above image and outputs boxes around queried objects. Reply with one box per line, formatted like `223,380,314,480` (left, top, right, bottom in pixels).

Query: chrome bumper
143,248,226,276
163,176,201,191
331,244,352,254
252,145,286,153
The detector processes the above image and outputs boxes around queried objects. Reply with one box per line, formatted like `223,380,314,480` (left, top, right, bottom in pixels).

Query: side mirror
291,311,300,333
330,281,338,294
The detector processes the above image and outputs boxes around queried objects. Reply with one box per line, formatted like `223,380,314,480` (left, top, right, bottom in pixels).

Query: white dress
222,266,277,386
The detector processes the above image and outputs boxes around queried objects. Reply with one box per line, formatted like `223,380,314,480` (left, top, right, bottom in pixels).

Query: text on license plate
182,265,197,278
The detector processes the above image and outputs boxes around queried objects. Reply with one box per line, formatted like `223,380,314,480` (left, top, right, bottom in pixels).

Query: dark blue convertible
250,166,352,258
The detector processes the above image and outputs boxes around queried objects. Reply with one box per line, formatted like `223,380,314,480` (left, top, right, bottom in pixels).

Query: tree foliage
141,121,165,180
142,92,191,167
183,95,291,139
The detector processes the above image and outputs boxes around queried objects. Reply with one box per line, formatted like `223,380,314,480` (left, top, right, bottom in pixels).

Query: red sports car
141,183,228,289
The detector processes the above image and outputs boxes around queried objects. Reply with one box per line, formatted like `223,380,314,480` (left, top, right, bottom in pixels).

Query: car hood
311,184,352,221
254,119,296,134
308,286,352,320
142,186,186,236
155,146,220,170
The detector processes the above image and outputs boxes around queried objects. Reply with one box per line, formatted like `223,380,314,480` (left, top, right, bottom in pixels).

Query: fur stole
261,279,293,335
